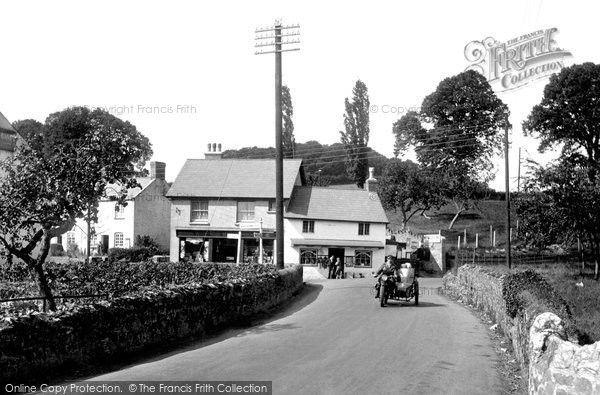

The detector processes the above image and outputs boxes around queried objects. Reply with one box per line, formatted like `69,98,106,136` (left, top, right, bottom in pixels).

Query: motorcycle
375,268,419,307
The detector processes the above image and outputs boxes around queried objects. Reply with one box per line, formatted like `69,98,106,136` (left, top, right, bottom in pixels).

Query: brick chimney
150,161,166,180
204,142,223,160
366,167,379,193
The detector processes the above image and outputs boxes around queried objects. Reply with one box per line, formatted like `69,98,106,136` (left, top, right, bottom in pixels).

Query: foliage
282,85,295,159
515,159,600,278
134,235,160,249
393,71,509,229
523,62,600,182
0,107,153,310
1,260,279,302
108,246,164,263
223,140,388,185
49,243,65,257
340,80,371,188
378,159,445,230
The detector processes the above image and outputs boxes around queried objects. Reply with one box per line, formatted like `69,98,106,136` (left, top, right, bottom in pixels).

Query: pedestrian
335,257,344,279
327,255,336,279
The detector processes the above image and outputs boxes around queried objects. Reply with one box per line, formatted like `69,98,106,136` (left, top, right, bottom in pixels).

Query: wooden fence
452,249,579,267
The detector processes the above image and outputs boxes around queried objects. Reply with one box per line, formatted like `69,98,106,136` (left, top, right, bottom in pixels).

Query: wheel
380,286,386,307
414,282,419,306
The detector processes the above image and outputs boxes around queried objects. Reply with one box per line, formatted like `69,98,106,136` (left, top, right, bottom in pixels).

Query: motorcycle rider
373,255,400,298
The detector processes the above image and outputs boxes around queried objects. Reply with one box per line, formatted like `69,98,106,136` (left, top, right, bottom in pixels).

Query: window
358,222,370,235
302,220,315,233
268,200,276,212
114,232,124,248
354,250,372,267
115,204,125,219
191,200,209,222
67,232,76,247
237,201,255,221
299,248,319,265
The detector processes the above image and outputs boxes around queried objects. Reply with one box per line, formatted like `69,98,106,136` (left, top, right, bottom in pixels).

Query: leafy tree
393,71,509,228
516,158,600,279
0,107,152,310
340,80,370,188
523,62,600,184
378,159,445,230
282,85,295,159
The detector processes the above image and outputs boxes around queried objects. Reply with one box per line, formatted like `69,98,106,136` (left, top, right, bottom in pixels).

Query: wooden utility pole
255,21,300,269
504,116,512,269
517,146,522,194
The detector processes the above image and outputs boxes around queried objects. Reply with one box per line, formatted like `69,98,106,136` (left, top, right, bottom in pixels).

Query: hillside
386,200,518,249
223,140,389,185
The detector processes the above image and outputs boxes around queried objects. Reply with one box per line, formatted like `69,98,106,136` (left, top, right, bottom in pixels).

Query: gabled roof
0,111,16,134
104,178,154,201
285,186,389,223
166,159,304,199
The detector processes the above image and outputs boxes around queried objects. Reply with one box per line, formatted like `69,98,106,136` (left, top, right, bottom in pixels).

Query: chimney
150,161,166,180
366,167,379,193
204,142,223,160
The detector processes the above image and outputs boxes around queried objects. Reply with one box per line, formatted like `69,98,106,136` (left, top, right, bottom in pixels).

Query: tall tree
523,62,600,184
516,158,600,279
378,159,445,230
340,80,370,188
0,107,152,310
282,85,295,159
393,71,509,228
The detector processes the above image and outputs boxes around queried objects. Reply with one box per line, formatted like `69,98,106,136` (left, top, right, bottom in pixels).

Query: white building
52,161,171,254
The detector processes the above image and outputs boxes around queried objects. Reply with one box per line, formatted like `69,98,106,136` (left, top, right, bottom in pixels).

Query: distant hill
223,141,389,185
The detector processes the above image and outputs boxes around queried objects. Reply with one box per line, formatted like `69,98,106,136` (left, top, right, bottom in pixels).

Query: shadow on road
376,301,447,308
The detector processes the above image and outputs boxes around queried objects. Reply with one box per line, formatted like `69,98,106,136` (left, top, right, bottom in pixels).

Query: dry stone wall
0,265,303,383
442,265,600,394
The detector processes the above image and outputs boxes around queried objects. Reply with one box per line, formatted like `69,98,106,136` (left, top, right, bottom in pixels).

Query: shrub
108,247,156,262
49,244,65,257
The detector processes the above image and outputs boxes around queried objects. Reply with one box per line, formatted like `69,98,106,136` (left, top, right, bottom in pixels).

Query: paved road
89,277,503,394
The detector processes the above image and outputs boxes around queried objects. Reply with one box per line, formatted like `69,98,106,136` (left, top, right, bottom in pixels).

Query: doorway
328,247,345,265
212,238,238,262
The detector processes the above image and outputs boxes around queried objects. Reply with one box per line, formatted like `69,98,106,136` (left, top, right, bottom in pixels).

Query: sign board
238,222,258,229
424,234,442,244
227,233,239,239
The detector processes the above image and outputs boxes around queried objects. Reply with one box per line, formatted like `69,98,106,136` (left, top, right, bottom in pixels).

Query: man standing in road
328,255,336,279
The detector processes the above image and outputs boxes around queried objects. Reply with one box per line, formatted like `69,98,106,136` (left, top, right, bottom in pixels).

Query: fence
452,249,579,267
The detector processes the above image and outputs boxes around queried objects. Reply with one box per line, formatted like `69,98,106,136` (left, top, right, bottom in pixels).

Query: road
88,277,503,394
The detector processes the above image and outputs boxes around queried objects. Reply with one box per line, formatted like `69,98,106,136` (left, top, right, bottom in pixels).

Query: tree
340,80,370,188
282,85,295,159
0,107,152,310
378,159,445,230
393,71,509,228
523,62,600,184
516,158,600,279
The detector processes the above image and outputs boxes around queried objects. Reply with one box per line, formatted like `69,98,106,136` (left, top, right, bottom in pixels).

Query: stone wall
529,313,600,395
443,265,600,394
0,265,303,383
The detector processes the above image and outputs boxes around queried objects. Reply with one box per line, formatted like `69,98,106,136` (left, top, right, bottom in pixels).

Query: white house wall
284,218,387,270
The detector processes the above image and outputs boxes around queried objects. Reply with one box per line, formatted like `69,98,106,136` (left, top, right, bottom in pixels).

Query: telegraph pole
517,146,522,194
255,21,300,269
504,116,512,270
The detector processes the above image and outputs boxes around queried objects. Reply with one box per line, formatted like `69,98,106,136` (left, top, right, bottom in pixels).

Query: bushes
108,247,159,263
503,269,571,319
49,243,65,257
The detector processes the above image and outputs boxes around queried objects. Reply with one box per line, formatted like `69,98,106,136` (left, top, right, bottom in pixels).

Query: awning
290,238,384,249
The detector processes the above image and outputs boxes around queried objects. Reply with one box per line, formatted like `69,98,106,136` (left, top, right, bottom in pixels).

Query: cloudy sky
2,0,598,190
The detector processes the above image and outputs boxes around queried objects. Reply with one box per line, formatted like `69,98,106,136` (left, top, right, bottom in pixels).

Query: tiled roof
0,111,16,134
285,186,389,223
166,159,304,199
104,178,154,200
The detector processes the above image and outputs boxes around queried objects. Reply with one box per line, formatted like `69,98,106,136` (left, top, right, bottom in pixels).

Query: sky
1,0,598,190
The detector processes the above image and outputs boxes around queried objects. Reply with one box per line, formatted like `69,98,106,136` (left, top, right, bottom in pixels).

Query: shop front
176,230,275,263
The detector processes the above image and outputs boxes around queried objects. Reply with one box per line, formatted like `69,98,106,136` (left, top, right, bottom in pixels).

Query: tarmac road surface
87,277,503,395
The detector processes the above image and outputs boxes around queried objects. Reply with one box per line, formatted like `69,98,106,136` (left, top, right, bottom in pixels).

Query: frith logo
464,28,572,91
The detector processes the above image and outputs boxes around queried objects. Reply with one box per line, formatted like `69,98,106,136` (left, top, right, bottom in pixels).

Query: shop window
299,248,318,265
354,250,372,267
